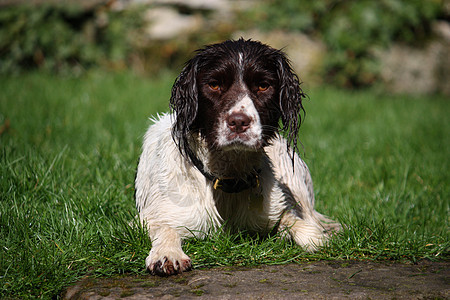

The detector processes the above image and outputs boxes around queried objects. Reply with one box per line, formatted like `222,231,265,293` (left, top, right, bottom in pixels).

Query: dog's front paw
145,249,192,276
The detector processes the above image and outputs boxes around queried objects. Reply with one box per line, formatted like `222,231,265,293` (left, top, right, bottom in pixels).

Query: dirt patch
63,260,448,299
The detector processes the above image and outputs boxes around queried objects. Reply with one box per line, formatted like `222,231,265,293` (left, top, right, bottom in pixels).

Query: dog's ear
170,57,199,157
276,53,306,158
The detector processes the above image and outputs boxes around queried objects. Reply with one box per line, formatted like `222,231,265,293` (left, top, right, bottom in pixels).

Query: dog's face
196,48,281,151
170,39,305,160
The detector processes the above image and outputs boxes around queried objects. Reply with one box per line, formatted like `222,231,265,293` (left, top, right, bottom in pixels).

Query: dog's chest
214,189,271,230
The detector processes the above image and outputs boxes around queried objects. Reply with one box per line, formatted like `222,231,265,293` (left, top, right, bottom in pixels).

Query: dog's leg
265,135,340,250
145,225,192,276
278,211,328,252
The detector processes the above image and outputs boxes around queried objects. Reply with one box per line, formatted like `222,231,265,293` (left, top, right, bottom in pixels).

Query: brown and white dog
135,39,340,276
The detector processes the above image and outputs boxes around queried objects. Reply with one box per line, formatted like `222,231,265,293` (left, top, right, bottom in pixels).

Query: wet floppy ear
169,57,199,158
276,53,306,159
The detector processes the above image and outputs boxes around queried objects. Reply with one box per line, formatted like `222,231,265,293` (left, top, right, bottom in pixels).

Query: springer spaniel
135,39,340,276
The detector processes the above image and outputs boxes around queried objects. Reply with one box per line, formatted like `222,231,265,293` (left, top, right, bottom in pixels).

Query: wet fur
135,39,340,276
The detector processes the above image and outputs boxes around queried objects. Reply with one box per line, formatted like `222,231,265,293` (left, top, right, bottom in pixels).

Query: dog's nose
227,112,251,133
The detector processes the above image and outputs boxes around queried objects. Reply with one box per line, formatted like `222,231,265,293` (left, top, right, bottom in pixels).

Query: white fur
135,113,340,275
217,94,262,149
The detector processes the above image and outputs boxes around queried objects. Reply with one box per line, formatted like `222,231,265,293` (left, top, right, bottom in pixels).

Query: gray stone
63,261,449,299
378,21,450,95
150,0,229,11
144,7,203,40
234,30,326,87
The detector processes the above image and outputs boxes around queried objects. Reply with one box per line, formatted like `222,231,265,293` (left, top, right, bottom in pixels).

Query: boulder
144,6,203,40
234,30,326,87
378,21,450,95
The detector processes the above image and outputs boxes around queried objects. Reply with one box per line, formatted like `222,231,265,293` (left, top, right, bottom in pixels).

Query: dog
135,39,340,276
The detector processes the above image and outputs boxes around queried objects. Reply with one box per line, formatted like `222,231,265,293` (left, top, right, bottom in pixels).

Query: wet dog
135,39,340,276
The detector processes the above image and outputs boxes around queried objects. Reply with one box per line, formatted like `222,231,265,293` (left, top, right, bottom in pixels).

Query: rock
378,21,450,96
144,7,203,40
63,261,449,299
149,0,229,11
234,30,326,87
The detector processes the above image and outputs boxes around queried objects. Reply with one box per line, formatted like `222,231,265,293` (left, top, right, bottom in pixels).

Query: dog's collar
212,172,260,193
186,149,260,193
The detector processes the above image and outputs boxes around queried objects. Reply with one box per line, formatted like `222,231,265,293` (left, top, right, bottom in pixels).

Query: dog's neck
205,148,263,177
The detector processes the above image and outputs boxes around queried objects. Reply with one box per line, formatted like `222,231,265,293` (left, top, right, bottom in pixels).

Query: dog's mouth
228,132,250,142
219,132,262,151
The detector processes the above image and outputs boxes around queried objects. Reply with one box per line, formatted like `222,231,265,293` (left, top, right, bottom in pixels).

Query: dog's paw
145,249,192,276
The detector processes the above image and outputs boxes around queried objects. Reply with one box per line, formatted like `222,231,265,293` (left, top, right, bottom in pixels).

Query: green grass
1,71,448,298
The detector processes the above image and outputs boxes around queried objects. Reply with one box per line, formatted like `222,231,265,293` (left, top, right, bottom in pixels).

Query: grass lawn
1,71,448,298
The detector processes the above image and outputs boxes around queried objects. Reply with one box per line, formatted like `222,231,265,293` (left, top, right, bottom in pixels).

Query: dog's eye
258,83,270,92
208,82,220,91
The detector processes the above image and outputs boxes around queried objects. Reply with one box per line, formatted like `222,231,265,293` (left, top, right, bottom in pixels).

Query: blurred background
0,0,448,95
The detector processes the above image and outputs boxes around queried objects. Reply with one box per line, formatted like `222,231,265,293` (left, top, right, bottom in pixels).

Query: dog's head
170,39,305,161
